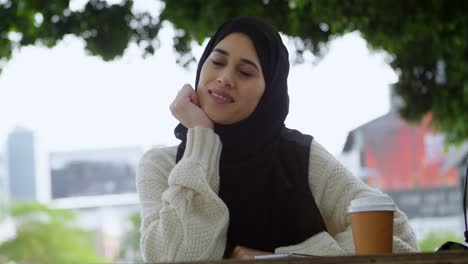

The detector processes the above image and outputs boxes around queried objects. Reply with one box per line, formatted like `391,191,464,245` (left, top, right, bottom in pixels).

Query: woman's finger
179,84,196,102
170,83,213,129
190,91,200,106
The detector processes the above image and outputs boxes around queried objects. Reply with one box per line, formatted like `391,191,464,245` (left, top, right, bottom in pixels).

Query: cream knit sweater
137,127,418,262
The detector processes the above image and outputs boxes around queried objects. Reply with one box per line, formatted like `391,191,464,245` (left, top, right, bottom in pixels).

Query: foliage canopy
0,0,467,144
0,201,104,264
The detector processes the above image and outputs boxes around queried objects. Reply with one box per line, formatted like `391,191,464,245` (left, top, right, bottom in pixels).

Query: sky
0,1,398,201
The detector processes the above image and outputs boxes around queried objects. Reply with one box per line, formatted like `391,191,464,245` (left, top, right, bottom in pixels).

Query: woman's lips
209,90,234,104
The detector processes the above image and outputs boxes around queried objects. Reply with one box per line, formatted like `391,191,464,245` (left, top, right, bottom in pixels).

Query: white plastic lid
347,196,396,213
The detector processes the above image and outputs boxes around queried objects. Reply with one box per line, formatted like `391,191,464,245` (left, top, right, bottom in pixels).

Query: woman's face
198,32,265,125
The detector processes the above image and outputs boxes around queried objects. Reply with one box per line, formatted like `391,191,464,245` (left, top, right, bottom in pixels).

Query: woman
137,16,418,262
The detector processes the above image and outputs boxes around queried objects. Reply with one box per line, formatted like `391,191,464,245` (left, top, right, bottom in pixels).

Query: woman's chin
212,119,233,125
204,109,248,125
208,115,235,126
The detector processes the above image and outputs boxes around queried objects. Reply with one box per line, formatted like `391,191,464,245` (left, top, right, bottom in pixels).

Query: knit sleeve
275,141,419,255
137,127,229,262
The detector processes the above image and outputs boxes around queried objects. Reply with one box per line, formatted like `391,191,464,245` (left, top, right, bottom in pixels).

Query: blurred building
0,151,7,193
341,109,467,240
0,150,8,214
49,146,144,261
6,127,37,201
50,147,142,199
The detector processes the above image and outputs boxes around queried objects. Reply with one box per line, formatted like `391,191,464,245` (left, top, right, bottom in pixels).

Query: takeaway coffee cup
347,196,396,255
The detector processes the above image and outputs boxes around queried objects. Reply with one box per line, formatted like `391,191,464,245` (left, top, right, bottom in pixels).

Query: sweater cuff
183,127,222,173
275,231,346,256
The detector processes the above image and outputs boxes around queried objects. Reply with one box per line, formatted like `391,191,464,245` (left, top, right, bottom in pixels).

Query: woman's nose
217,70,234,88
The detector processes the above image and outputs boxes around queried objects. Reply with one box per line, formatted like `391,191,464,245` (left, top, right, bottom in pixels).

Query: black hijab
174,16,326,254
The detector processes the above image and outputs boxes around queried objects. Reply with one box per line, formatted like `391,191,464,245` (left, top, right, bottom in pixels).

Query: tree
419,230,463,252
118,212,142,262
0,0,467,144
0,0,160,63
0,201,105,264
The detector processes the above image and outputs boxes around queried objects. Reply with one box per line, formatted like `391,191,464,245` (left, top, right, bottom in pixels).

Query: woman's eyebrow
213,48,260,71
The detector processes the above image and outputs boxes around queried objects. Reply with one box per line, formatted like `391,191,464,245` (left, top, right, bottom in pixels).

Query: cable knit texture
137,127,419,262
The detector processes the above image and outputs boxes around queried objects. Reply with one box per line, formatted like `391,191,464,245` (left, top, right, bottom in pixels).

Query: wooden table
174,251,468,264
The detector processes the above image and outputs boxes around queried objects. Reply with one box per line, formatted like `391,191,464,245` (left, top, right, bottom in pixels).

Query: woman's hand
231,245,272,259
170,84,214,129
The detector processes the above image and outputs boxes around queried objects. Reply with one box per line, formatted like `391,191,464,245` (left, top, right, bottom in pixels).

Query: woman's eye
239,71,252,77
211,60,224,66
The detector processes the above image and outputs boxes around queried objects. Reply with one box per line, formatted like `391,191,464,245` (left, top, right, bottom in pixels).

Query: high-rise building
7,127,37,201
0,150,8,215
0,152,6,194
